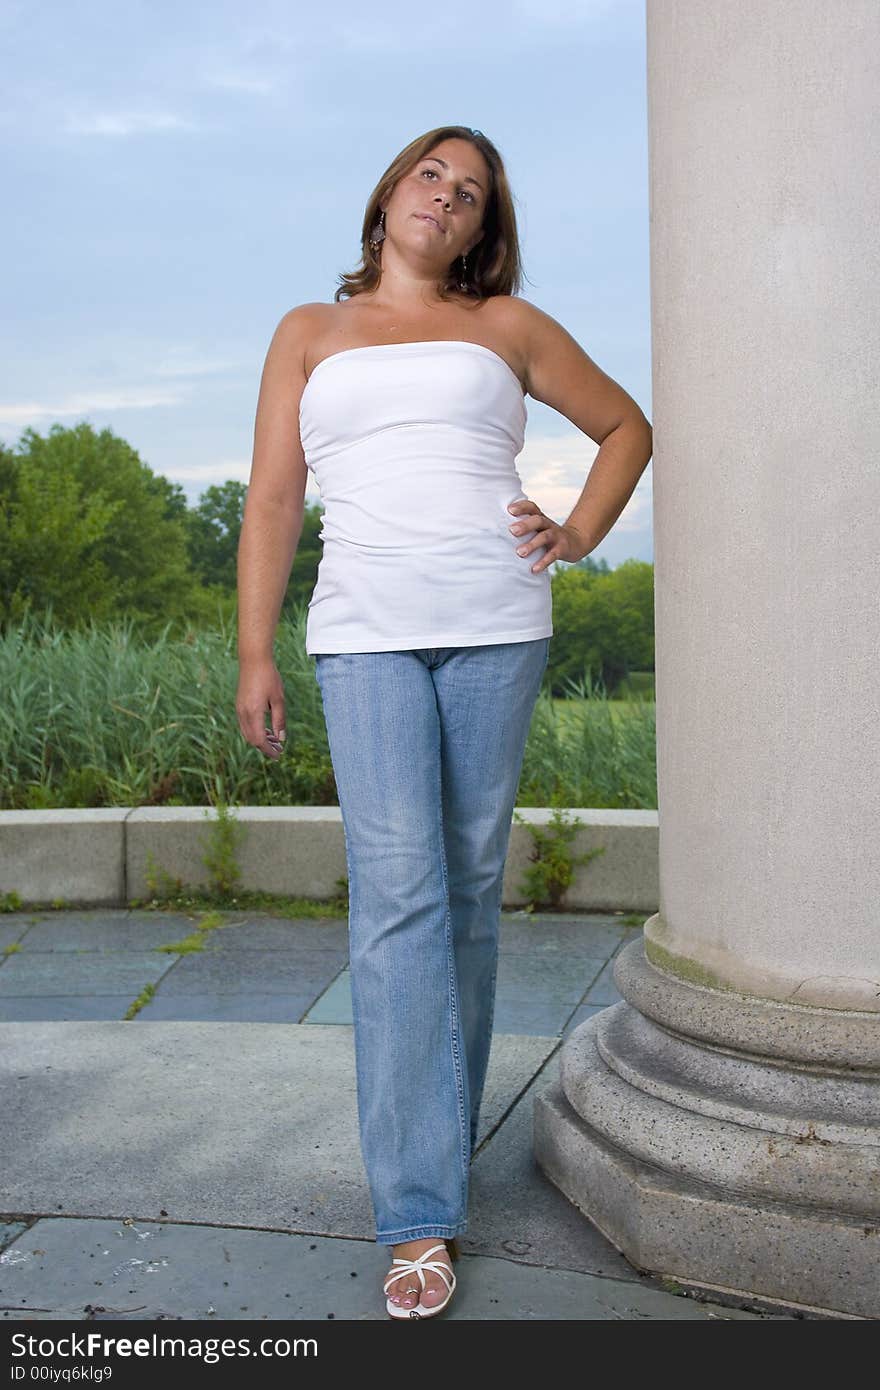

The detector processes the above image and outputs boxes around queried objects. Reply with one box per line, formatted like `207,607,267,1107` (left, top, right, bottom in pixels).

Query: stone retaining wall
0,808,658,910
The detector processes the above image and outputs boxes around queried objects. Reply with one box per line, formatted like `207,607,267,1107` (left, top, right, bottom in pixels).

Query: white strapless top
298,339,553,654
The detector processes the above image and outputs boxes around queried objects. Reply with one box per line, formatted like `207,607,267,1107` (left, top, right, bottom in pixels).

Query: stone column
534,0,880,1318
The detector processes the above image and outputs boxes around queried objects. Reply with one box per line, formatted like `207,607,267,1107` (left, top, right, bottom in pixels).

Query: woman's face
383,137,490,267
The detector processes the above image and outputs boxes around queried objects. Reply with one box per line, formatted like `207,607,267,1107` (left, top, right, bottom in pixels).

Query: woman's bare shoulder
491,293,549,332
482,292,550,346
276,301,341,335
477,294,551,380
266,302,346,368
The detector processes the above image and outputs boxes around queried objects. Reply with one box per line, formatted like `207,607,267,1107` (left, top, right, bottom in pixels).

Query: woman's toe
420,1271,450,1305
389,1275,418,1309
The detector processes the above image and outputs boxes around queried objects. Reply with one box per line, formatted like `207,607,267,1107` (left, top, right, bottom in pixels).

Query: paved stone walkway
0,908,790,1320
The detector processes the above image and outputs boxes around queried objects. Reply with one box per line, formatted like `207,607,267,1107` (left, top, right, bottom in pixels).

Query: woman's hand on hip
507,499,589,572
236,657,287,761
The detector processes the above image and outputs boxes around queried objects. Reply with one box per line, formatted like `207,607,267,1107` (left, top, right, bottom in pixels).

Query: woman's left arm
506,300,654,573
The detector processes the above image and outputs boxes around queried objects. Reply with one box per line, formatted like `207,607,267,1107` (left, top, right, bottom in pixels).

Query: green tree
606,558,655,674
184,484,324,620
285,501,324,614
185,480,248,591
548,559,654,694
0,438,120,624
0,422,205,631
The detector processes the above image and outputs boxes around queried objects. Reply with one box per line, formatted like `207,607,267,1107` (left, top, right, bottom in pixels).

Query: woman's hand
236,657,287,761
507,499,589,573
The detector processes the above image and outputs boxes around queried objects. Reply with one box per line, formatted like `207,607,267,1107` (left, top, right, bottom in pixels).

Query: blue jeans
314,638,550,1245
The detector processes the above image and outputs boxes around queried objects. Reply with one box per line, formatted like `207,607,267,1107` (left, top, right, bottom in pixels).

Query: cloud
171,459,252,483
517,430,652,532
0,349,244,435
0,386,186,430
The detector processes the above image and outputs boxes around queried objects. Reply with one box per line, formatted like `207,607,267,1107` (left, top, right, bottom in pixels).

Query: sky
1,0,653,567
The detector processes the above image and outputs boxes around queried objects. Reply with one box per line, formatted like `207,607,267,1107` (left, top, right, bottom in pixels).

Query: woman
236,125,653,1319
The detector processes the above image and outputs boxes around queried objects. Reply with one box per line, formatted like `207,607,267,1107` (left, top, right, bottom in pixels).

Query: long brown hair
334,126,524,303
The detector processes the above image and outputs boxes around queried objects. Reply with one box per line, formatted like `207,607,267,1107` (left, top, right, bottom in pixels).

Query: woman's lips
416,213,443,230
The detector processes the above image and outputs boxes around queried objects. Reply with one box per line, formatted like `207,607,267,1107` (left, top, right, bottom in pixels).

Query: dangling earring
458,251,468,293
369,208,386,252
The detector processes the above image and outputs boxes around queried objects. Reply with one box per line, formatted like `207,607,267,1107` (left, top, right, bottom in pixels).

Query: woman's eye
420,168,475,203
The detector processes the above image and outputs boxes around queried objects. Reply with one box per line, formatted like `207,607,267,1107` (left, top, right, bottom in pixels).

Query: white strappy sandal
384,1239,459,1320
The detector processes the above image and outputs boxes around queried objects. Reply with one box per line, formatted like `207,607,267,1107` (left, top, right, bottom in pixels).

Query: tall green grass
0,613,656,810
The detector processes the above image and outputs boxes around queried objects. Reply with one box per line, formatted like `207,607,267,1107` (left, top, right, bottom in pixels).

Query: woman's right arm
236,305,313,761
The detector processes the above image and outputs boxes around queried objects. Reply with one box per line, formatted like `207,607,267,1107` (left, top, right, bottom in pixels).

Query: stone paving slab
191,919,349,952
58,912,350,954
0,912,625,1035
0,953,174,998
301,957,611,1036
562,1003,610,1038
583,958,624,1006
152,949,347,996
498,949,609,991
0,996,145,1022
492,997,589,1036
305,977,581,1038
468,1044,636,1279
15,917,193,953
135,993,321,1023
0,1220,29,1252
0,1022,556,1236
302,971,353,1025
0,915,48,948
499,915,637,958
0,1217,773,1320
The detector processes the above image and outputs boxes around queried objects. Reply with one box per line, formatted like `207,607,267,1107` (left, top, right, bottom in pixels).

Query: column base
533,943,880,1319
